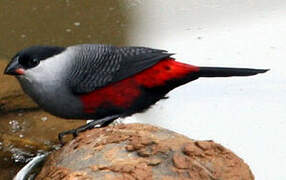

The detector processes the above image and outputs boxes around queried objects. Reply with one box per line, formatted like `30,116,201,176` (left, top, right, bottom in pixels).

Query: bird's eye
29,58,40,67
18,55,40,68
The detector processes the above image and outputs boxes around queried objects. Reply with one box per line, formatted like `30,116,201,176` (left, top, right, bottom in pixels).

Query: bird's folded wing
68,44,173,94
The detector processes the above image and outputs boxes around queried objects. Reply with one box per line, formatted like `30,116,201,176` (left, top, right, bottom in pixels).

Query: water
0,0,130,57
0,0,286,179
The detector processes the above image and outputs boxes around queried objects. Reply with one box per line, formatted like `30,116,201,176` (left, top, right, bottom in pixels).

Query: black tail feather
198,67,269,77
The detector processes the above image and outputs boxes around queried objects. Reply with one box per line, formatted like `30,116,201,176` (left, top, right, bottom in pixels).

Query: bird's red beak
4,67,25,75
14,68,25,75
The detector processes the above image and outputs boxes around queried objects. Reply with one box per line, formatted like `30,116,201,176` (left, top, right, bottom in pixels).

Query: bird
4,44,268,143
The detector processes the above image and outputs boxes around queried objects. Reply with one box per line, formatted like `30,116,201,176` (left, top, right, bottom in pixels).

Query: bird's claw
58,115,120,145
58,128,78,145
72,130,79,138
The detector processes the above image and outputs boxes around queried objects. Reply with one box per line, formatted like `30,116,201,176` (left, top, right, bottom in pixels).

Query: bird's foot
58,115,120,145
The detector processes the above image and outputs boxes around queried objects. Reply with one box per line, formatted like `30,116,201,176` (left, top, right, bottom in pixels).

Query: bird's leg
100,118,117,127
58,115,120,145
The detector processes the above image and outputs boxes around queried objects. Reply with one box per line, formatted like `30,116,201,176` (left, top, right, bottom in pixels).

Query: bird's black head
4,45,66,75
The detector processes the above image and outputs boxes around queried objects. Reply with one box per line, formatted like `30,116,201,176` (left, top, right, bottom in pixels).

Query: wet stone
37,123,254,180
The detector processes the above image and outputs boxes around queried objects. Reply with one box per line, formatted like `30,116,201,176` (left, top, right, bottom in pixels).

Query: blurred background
0,0,285,179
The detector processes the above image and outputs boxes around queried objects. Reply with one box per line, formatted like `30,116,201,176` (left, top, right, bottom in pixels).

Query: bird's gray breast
17,76,83,119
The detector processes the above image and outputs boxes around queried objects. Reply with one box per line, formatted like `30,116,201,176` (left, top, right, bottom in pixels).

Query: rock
36,123,254,180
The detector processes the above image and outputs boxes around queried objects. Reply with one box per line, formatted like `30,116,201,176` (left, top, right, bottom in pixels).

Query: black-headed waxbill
4,44,268,143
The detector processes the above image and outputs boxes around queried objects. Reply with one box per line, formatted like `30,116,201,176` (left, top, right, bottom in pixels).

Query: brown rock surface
36,123,254,180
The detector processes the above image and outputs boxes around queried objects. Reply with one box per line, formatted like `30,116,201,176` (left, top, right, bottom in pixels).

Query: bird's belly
18,78,84,119
36,91,83,119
